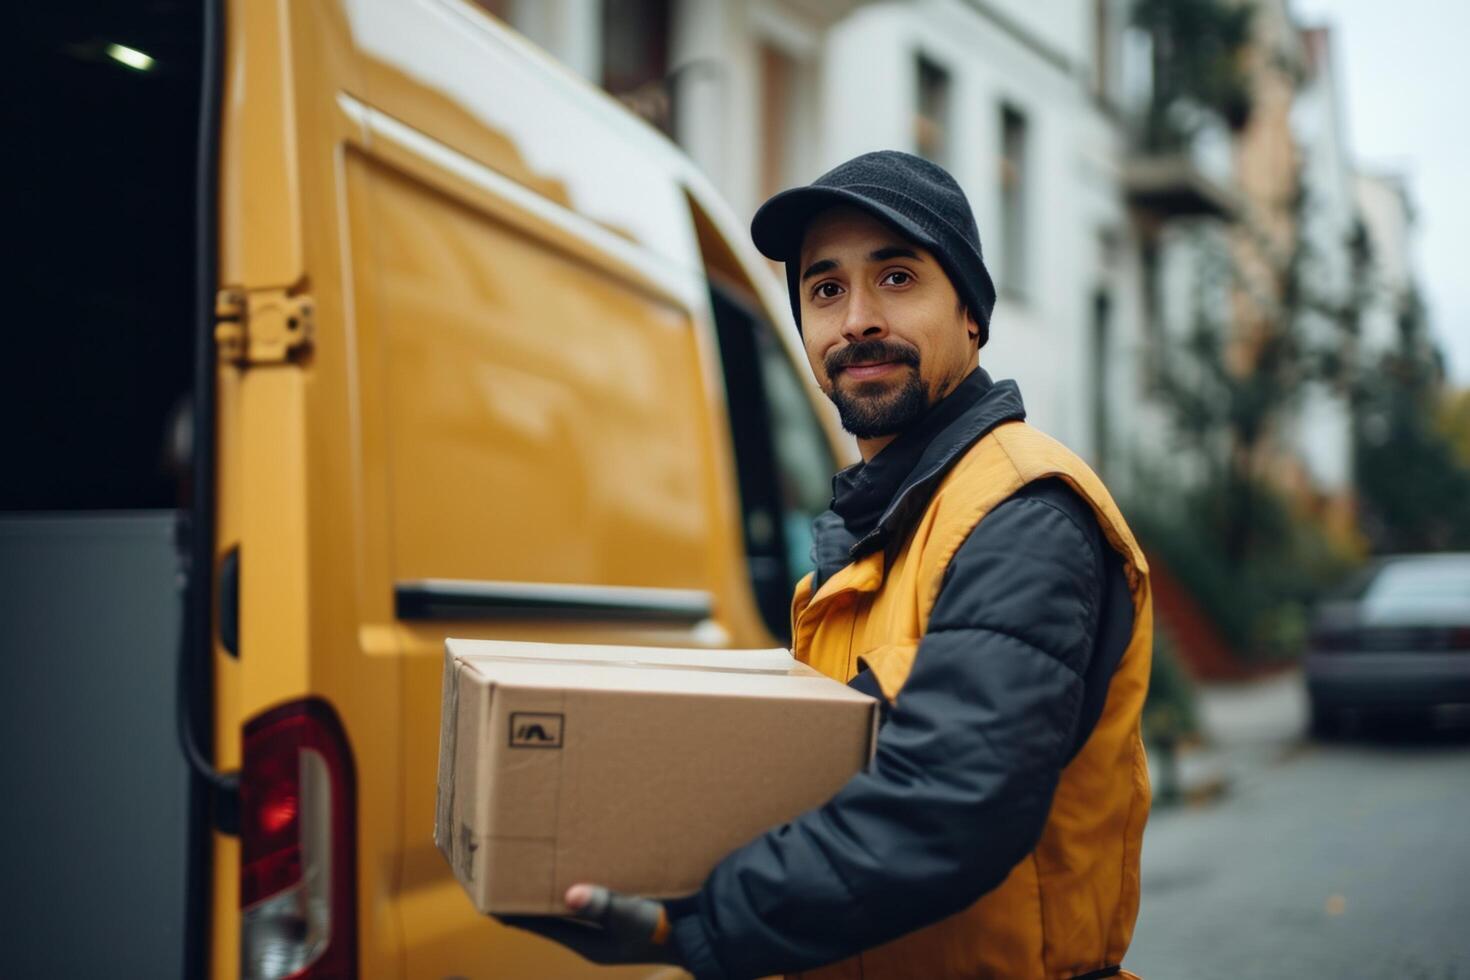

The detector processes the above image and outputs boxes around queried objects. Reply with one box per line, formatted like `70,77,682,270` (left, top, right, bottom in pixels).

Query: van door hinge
214,287,315,366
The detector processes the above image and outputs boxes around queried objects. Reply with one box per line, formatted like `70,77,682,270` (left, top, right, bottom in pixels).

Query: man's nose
840,284,888,343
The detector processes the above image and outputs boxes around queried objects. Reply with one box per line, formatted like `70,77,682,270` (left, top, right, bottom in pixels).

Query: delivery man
505,150,1152,979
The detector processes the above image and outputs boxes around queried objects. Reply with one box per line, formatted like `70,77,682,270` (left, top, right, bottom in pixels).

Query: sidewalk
1149,668,1308,804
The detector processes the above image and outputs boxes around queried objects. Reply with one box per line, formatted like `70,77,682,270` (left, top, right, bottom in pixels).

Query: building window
602,0,673,133
999,103,1029,298
915,56,951,166
1140,239,1163,386
1093,0,1110,98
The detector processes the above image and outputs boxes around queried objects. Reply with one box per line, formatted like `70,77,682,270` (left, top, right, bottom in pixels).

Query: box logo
509,712,564,749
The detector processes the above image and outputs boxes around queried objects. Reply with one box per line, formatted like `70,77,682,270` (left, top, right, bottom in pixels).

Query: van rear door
210,3,396,977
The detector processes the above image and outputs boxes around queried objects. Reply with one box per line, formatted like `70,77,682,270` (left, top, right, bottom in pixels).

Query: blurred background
470,0,1470,972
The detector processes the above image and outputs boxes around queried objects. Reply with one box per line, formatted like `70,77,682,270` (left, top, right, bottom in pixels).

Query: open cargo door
207,1,411,977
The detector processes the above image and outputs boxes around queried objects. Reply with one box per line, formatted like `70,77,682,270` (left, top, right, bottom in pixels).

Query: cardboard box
435,639,879,914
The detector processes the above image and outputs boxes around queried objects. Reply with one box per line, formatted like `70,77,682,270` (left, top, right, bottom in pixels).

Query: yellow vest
789,420,1153,980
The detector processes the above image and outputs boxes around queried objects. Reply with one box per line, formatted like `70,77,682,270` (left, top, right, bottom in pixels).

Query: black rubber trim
179,0,233,799
218,545,239,658
395,580,714,624
178,0,227,975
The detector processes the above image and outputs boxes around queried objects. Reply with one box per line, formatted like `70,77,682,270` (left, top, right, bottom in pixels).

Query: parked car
5,1,849,977
1305,553,1470,736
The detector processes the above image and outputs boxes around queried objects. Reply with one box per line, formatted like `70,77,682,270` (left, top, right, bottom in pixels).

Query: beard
824,339,929,439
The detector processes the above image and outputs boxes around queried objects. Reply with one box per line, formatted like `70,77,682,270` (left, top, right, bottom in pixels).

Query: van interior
5,4,207,977
10,2,200,510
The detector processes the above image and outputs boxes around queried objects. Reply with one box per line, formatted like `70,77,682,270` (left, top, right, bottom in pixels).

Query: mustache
825,339,921,377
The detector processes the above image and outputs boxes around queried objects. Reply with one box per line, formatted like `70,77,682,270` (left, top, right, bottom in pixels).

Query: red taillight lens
240,699,356,979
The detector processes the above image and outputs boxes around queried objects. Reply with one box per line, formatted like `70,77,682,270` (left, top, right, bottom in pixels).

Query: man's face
797,206,980,442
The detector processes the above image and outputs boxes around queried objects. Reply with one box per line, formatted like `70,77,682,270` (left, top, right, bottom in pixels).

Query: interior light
106,43,155,72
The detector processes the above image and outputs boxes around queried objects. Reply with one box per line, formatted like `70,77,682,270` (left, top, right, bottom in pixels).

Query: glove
498,884,685,968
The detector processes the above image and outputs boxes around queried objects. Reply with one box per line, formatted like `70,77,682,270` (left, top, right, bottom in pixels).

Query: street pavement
1129,671,1470,979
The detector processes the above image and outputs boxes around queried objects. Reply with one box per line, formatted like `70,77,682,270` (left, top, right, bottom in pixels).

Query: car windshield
1362,556,1470,606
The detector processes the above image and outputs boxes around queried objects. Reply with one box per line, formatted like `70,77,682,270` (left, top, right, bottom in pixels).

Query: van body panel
332,4,788,975
358,155,712,588
219,0,304,288
343,0,702,275
338,49,742,980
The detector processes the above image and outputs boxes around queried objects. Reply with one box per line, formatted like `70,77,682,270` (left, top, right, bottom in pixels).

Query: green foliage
1143,628,1199,747
1130,476,1356,662
1131,0,1256,150
1136,164,1368,662
1441,388,1470,468
1353,292,1470,551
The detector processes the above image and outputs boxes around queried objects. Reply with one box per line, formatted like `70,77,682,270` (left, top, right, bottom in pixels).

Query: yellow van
7,1,848,977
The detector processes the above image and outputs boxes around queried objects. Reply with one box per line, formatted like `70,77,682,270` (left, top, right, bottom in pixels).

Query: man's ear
966,311,982,346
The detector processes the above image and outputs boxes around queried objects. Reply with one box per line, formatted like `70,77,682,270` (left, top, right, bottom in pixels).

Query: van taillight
240,699,357,979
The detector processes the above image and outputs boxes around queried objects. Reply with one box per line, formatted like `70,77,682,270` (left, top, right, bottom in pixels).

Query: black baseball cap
751,150,997,347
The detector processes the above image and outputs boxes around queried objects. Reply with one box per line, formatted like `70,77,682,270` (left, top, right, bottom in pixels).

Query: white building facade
477,0,1423,509
1288,23,1359,499
1354,171,1419,357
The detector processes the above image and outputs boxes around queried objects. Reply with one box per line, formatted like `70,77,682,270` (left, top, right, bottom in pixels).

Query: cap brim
750,186,941,263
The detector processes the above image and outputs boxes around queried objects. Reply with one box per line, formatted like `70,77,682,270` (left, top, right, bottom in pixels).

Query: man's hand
498,884,684,968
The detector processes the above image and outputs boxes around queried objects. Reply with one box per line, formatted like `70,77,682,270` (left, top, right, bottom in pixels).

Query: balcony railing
1115,24,1243,222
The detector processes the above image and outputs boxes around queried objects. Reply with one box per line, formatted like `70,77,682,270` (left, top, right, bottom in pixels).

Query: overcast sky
1293,0,1470,382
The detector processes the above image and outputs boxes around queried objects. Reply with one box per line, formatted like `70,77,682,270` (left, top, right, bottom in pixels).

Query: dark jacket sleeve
668,480,1114,980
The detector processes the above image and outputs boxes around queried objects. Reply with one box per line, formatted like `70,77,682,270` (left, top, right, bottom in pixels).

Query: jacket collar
810,367,1026,589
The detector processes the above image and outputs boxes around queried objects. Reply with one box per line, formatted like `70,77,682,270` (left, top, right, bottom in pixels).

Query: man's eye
883,271,913,286
814,282,843,299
